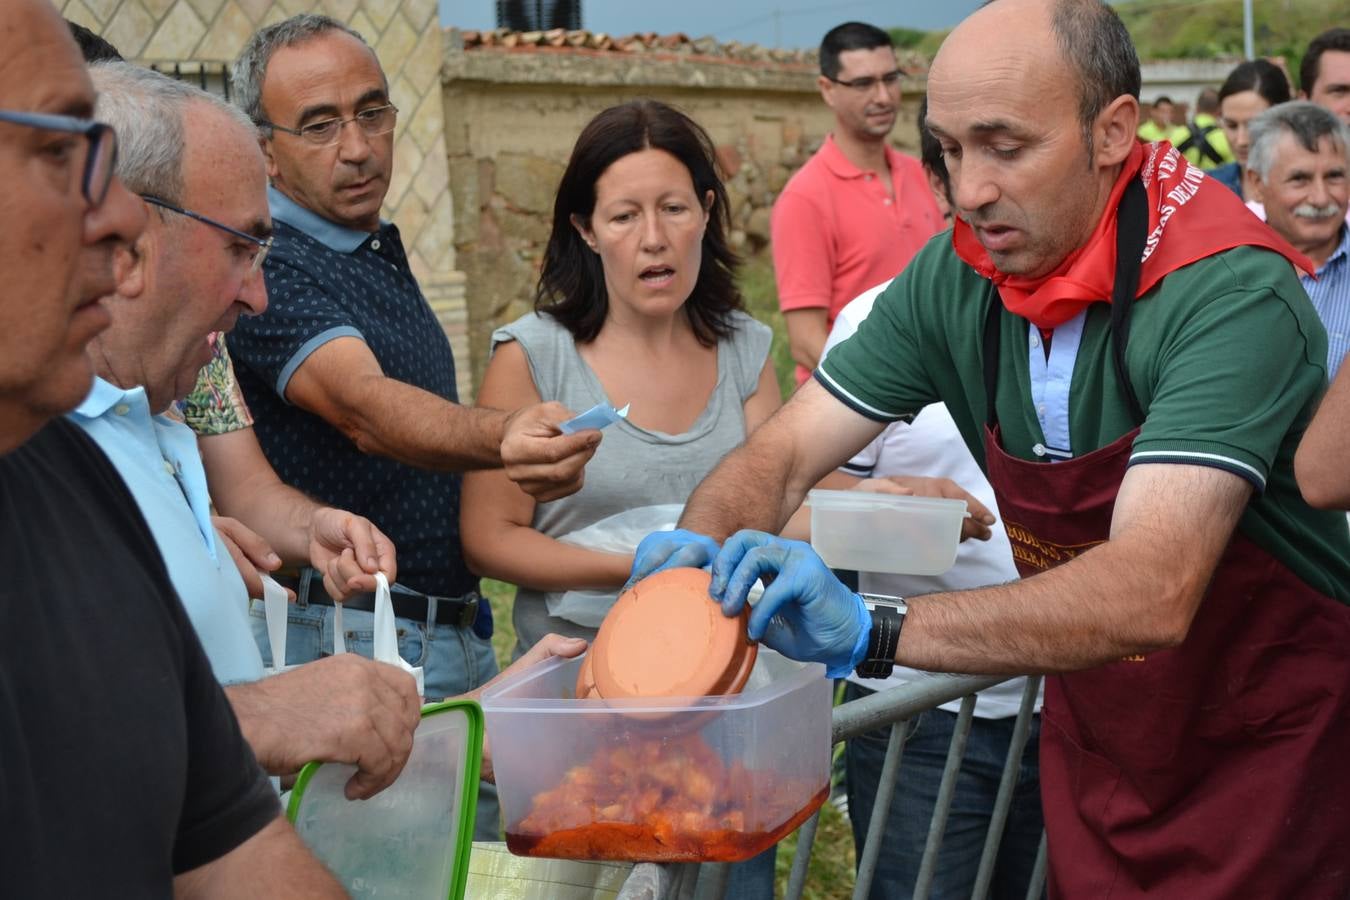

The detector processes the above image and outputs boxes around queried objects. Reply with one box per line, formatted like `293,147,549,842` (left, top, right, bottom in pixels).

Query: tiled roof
452,28,785,66
453,28,931,72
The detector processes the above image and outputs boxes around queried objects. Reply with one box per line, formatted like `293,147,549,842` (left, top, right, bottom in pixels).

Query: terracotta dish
578,567,757,701
575,651,599,700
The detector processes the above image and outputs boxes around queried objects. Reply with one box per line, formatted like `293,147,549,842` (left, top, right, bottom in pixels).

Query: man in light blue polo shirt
70,62,424,802
74,379,266,685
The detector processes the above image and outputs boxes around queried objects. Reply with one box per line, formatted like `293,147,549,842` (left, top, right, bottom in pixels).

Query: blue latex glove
626,528,722,587
710,531,871,679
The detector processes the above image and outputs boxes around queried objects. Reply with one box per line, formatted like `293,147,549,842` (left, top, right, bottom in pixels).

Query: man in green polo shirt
631,0,1350,895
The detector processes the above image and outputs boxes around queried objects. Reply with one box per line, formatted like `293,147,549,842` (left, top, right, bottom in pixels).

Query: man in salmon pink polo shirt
772,21,944,385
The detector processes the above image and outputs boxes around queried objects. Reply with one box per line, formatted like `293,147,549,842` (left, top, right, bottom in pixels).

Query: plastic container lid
807,490,968,514
582,567,757,700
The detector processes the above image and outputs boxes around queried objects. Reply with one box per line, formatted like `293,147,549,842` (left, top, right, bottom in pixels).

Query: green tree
1116,0,1337,79
887,26,929,49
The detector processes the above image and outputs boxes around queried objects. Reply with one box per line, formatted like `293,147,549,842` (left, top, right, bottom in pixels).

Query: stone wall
442,31,927,390
1139,59,1240,109
57,0,473,395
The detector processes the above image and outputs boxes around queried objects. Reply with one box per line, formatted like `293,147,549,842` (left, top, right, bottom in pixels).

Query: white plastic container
808,488,967,575
480,651,831,863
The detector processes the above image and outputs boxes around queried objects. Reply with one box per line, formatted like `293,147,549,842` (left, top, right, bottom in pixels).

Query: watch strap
856,594,906,679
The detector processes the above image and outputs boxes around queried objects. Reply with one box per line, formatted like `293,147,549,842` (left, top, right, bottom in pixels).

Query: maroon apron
980,179,1350,897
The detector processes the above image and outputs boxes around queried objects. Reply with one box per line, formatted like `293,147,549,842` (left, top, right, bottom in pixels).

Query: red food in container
482,568,831,864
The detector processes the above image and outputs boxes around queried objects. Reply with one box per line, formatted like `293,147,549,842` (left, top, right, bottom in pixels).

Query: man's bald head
924,0,1142,278
941,0,1140,149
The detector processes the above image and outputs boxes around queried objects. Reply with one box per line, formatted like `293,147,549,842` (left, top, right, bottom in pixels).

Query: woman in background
1210,58,1291,199
461,100,779,654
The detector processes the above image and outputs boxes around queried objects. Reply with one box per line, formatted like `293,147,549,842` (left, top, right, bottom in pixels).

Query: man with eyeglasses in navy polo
226,14,600,838
771,21,944,386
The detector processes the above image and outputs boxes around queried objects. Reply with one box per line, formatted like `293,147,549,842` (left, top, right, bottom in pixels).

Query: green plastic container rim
286,698,484,900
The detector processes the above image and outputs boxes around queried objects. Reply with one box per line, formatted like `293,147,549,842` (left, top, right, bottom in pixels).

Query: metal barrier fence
619,673,1047,900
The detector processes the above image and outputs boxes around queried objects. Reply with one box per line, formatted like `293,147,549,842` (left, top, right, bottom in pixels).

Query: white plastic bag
545,504,683,627
373,572,424,698
261,573,415,697
261,574,298,677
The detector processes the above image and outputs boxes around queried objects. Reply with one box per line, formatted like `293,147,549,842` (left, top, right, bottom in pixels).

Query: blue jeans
717,846,776,900
249,600,502,840
844,683,1043,900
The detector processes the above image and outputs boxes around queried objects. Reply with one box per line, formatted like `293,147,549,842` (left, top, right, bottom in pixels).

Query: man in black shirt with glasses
0,1,343,894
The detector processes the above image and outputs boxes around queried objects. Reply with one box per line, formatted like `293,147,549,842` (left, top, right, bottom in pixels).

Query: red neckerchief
952,141,1314,330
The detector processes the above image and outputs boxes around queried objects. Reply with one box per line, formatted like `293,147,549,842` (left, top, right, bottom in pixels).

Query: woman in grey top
461,100,781,654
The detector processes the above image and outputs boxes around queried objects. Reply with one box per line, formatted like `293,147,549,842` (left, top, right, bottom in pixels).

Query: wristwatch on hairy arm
855,593,908,678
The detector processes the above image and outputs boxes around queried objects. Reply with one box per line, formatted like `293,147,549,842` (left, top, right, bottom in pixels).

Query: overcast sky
438,0,990,50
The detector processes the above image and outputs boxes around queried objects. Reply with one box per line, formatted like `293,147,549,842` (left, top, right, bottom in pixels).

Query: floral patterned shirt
175,332,253,435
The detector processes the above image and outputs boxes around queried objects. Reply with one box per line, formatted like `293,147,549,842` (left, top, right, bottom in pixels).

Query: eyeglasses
0,109,118,206
825,70,904,92
141,195,272,276
259,104,399,147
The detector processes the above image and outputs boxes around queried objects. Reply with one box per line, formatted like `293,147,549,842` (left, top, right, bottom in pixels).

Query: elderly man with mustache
1244,101,1350,379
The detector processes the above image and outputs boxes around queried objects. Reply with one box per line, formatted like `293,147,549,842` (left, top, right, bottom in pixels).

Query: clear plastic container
481,650,831,863
287,700,481,899
808,488,968,575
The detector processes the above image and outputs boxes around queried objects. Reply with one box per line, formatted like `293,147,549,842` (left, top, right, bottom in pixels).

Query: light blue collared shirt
1302,226,1350,381
69,378,265,686
1027,311,1087,460
268,185,381,253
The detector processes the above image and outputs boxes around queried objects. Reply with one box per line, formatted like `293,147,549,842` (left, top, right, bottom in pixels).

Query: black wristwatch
855,593,908,679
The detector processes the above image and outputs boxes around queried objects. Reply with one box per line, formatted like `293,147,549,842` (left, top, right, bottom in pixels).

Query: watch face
860,594,907,614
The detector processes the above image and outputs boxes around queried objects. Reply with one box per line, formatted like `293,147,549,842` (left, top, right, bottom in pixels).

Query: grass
481,260,859,895
484,578,520,668
773,803,857,900
737,252,797,402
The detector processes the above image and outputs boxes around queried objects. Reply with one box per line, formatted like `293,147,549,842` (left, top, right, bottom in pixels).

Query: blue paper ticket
559,402,631,434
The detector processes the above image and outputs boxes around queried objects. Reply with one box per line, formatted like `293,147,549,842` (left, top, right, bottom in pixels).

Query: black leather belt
285,569,479,630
